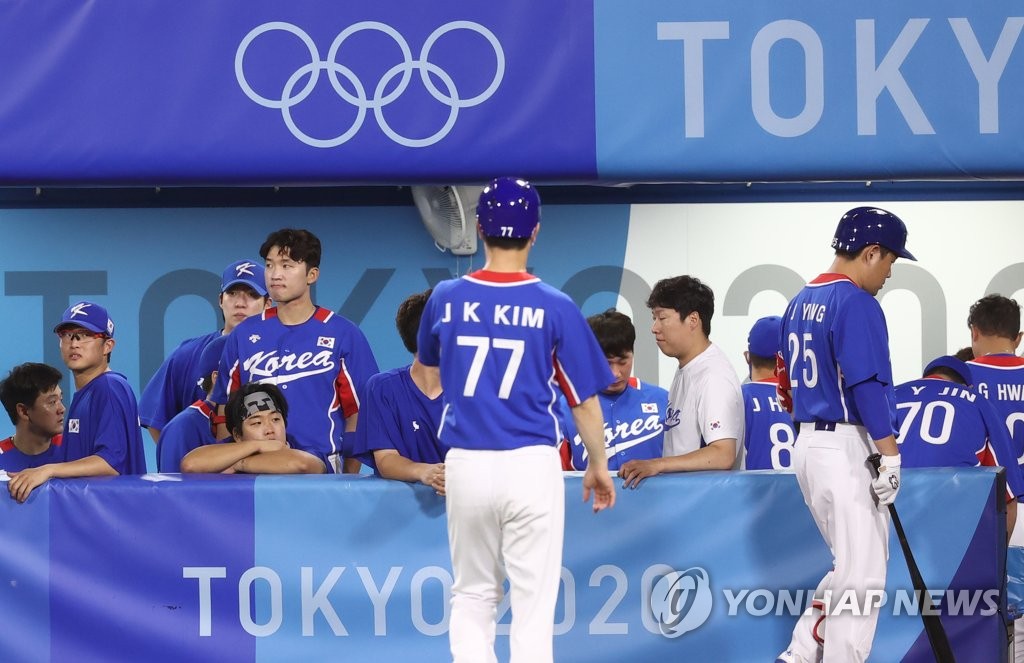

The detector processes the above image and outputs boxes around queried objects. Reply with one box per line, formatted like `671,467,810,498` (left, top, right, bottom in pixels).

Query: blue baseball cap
54,300,115,337
221,259,267,296
747,316,782,358
195,334,229,384
923,355,973,386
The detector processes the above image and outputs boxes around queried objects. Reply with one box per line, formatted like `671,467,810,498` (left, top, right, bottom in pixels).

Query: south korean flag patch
641,403,658,414
317,336,335,349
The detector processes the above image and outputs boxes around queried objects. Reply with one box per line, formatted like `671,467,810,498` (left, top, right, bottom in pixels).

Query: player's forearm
181,441,260,473
659,438,737,472
872,434,899,457
146,427,161,444
1008,499,1017,541
571,396,609,469
48,455,118,479
375,450,433,484
234,449,326,474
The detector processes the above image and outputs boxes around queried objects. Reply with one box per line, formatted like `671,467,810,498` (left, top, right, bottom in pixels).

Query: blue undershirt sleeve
850,378,892,441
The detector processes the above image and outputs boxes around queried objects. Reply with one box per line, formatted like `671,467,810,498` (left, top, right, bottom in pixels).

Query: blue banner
0,1,1021,183
0,1,595,184
594,0,1024,181
0,469,1006,661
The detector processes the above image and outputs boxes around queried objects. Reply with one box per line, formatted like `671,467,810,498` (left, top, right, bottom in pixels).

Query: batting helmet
831,207,916,261
477,177,540,239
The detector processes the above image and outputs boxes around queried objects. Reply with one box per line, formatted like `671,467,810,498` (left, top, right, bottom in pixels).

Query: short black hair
928,366,968,385
749,354,776,372
0,363,63,425
953,346,974,362
225,382,289,438
260,228,322,269
646,275,715,337
396,289,432,354
587,309,635,357
834,245,894,260
968,294,1021,340
482,235,531,251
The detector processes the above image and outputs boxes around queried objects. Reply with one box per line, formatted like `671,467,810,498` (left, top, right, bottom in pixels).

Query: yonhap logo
648,567,713,638
235,20,505,148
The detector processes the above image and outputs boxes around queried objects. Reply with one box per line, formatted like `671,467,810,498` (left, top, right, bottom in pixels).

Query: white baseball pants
789,423,890,663
445,445,564,663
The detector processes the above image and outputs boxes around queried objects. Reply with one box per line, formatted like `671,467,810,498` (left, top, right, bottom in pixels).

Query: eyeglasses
56,330,106,344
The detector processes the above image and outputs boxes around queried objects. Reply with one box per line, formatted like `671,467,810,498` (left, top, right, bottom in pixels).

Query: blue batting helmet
477,177,540,239
831,207,916,261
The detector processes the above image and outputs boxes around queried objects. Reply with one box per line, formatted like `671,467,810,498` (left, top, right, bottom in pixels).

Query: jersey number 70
457,335,525,399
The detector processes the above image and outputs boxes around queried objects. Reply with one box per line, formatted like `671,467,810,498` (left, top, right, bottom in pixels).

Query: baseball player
895,355,1021,537
963,294,1024,657
139,259,268,442
741,316,797,470
0,363,65,472
557,309,668,471
776,207,914,663
351,289,447,494
155,334,227,472
417,177,615,663
618,275,744,488
8,301,146,503
211,229,379,474
966,295,1024,462
181,382,326,474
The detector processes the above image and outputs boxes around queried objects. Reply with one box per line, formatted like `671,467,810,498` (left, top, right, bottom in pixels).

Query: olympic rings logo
235,21,505,149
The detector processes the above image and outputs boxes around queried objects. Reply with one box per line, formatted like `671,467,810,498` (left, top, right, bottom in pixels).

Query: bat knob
867,453,882,472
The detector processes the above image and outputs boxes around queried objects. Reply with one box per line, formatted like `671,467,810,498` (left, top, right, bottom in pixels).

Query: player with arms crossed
742,316,797,470
776,207,914,663
418,177,616,663
181,382,326,474
895,355,1021,537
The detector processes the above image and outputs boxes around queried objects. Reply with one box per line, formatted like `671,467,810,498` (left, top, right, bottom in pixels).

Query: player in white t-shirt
619,275,743,488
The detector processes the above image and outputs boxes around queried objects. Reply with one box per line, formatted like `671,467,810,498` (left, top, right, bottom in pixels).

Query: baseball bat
868,453,956,663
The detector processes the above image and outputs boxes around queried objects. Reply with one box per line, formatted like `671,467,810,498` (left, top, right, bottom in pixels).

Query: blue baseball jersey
557,377,667,471
895,377,1024,499
742,378,797,470
780,274,897,432
967,354,1024,464
418,270,614,452
0,435,63,472
212,306,379,460
139,331,220,431
157,399,217,473
351,365,447,471
61,372,147,474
